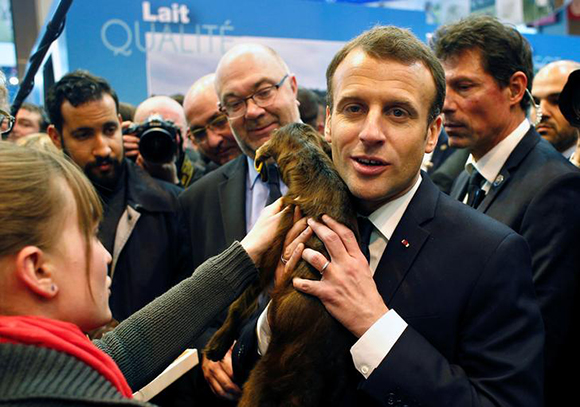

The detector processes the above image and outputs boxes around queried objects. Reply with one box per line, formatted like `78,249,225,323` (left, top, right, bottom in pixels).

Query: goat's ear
254,154,269,182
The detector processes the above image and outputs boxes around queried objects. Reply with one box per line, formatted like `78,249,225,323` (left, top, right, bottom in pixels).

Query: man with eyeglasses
178,43,300,404
0,107,15,138
0,72,14,138
183,73,242,169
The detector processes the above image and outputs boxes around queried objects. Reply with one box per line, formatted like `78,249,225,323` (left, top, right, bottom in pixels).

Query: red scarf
0,315,133,398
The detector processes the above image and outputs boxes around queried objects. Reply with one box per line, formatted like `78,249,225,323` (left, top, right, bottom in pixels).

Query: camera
559,69,580,128
123,114,181,164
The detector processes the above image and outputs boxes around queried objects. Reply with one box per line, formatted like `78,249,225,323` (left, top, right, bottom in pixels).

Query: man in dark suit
240,25,544,406
431,15,580,405
178,44,301,401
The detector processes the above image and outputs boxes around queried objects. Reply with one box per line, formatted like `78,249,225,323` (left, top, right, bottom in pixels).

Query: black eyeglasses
219,74,289,119
0,108,15,135
188,114,229,143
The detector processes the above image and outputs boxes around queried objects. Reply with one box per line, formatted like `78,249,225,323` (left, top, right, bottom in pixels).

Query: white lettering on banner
142,1,190,24
159,24,179,53
101,19,133,56
100,18,235,57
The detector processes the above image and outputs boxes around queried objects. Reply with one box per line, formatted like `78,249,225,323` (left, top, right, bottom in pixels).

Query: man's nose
442,90,457,114
538,99,552,119
206,129,223,149
244,98,265,119
359,110,385,144
93,134,112,157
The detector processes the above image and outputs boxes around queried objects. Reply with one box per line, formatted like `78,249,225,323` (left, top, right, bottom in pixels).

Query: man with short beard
46,70,189,323
532,60,580,159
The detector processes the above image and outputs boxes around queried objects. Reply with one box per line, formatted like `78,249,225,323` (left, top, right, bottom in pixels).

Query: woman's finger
286,243,304,274
281,217,309,260
306,218,348,262
302,247,331,275
321,214,362,258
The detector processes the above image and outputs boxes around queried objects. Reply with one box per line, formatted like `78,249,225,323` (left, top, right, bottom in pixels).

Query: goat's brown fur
204,123,358,407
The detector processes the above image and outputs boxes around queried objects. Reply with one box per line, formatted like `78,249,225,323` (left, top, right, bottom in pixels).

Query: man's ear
289,74,298,97
425,115,442,154
14,246,58,299
508,71,528,107
47,125,63,150
324,106,332,144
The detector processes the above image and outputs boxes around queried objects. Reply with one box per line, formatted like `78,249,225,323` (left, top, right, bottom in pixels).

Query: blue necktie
466,170,485,208
265,164,282,205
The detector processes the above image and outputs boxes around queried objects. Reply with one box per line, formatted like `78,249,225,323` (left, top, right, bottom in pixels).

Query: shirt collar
562,143,576,160
366,174,422,241
247,156,261,190
465,119,530,183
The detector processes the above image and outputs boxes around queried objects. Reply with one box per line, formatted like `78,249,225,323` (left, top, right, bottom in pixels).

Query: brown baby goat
204,122,359,407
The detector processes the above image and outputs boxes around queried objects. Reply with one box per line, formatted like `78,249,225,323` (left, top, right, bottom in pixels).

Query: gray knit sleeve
94,241,257,390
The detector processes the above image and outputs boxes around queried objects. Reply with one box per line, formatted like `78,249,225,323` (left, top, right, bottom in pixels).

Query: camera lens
139,127,177,164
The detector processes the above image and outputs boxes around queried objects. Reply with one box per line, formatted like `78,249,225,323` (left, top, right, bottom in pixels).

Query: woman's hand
241,199,289,264
275,206,312,284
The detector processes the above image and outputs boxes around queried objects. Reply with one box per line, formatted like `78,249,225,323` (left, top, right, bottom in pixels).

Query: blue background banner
40,0,580,105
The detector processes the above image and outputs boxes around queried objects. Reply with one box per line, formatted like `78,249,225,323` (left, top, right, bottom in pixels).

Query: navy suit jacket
235,174,544,406
179,154,248,270
178,155,250,352
426,128,456,175
451,128,580,405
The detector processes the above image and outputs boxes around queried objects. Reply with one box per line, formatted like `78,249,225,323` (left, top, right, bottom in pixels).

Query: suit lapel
477,128,540,213
219,155,248,243
374,174,436,304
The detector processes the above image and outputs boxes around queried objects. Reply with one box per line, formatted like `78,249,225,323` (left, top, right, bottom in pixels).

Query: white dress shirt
245,156,288,233
463,119,530,197
562,144,576,160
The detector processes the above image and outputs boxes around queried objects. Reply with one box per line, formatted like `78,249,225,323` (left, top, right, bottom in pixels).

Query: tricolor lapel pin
401,239,410,248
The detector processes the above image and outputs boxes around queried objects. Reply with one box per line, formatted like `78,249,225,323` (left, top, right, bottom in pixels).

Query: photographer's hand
137,155,180,185
122,120,180,185
122,121,140,161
